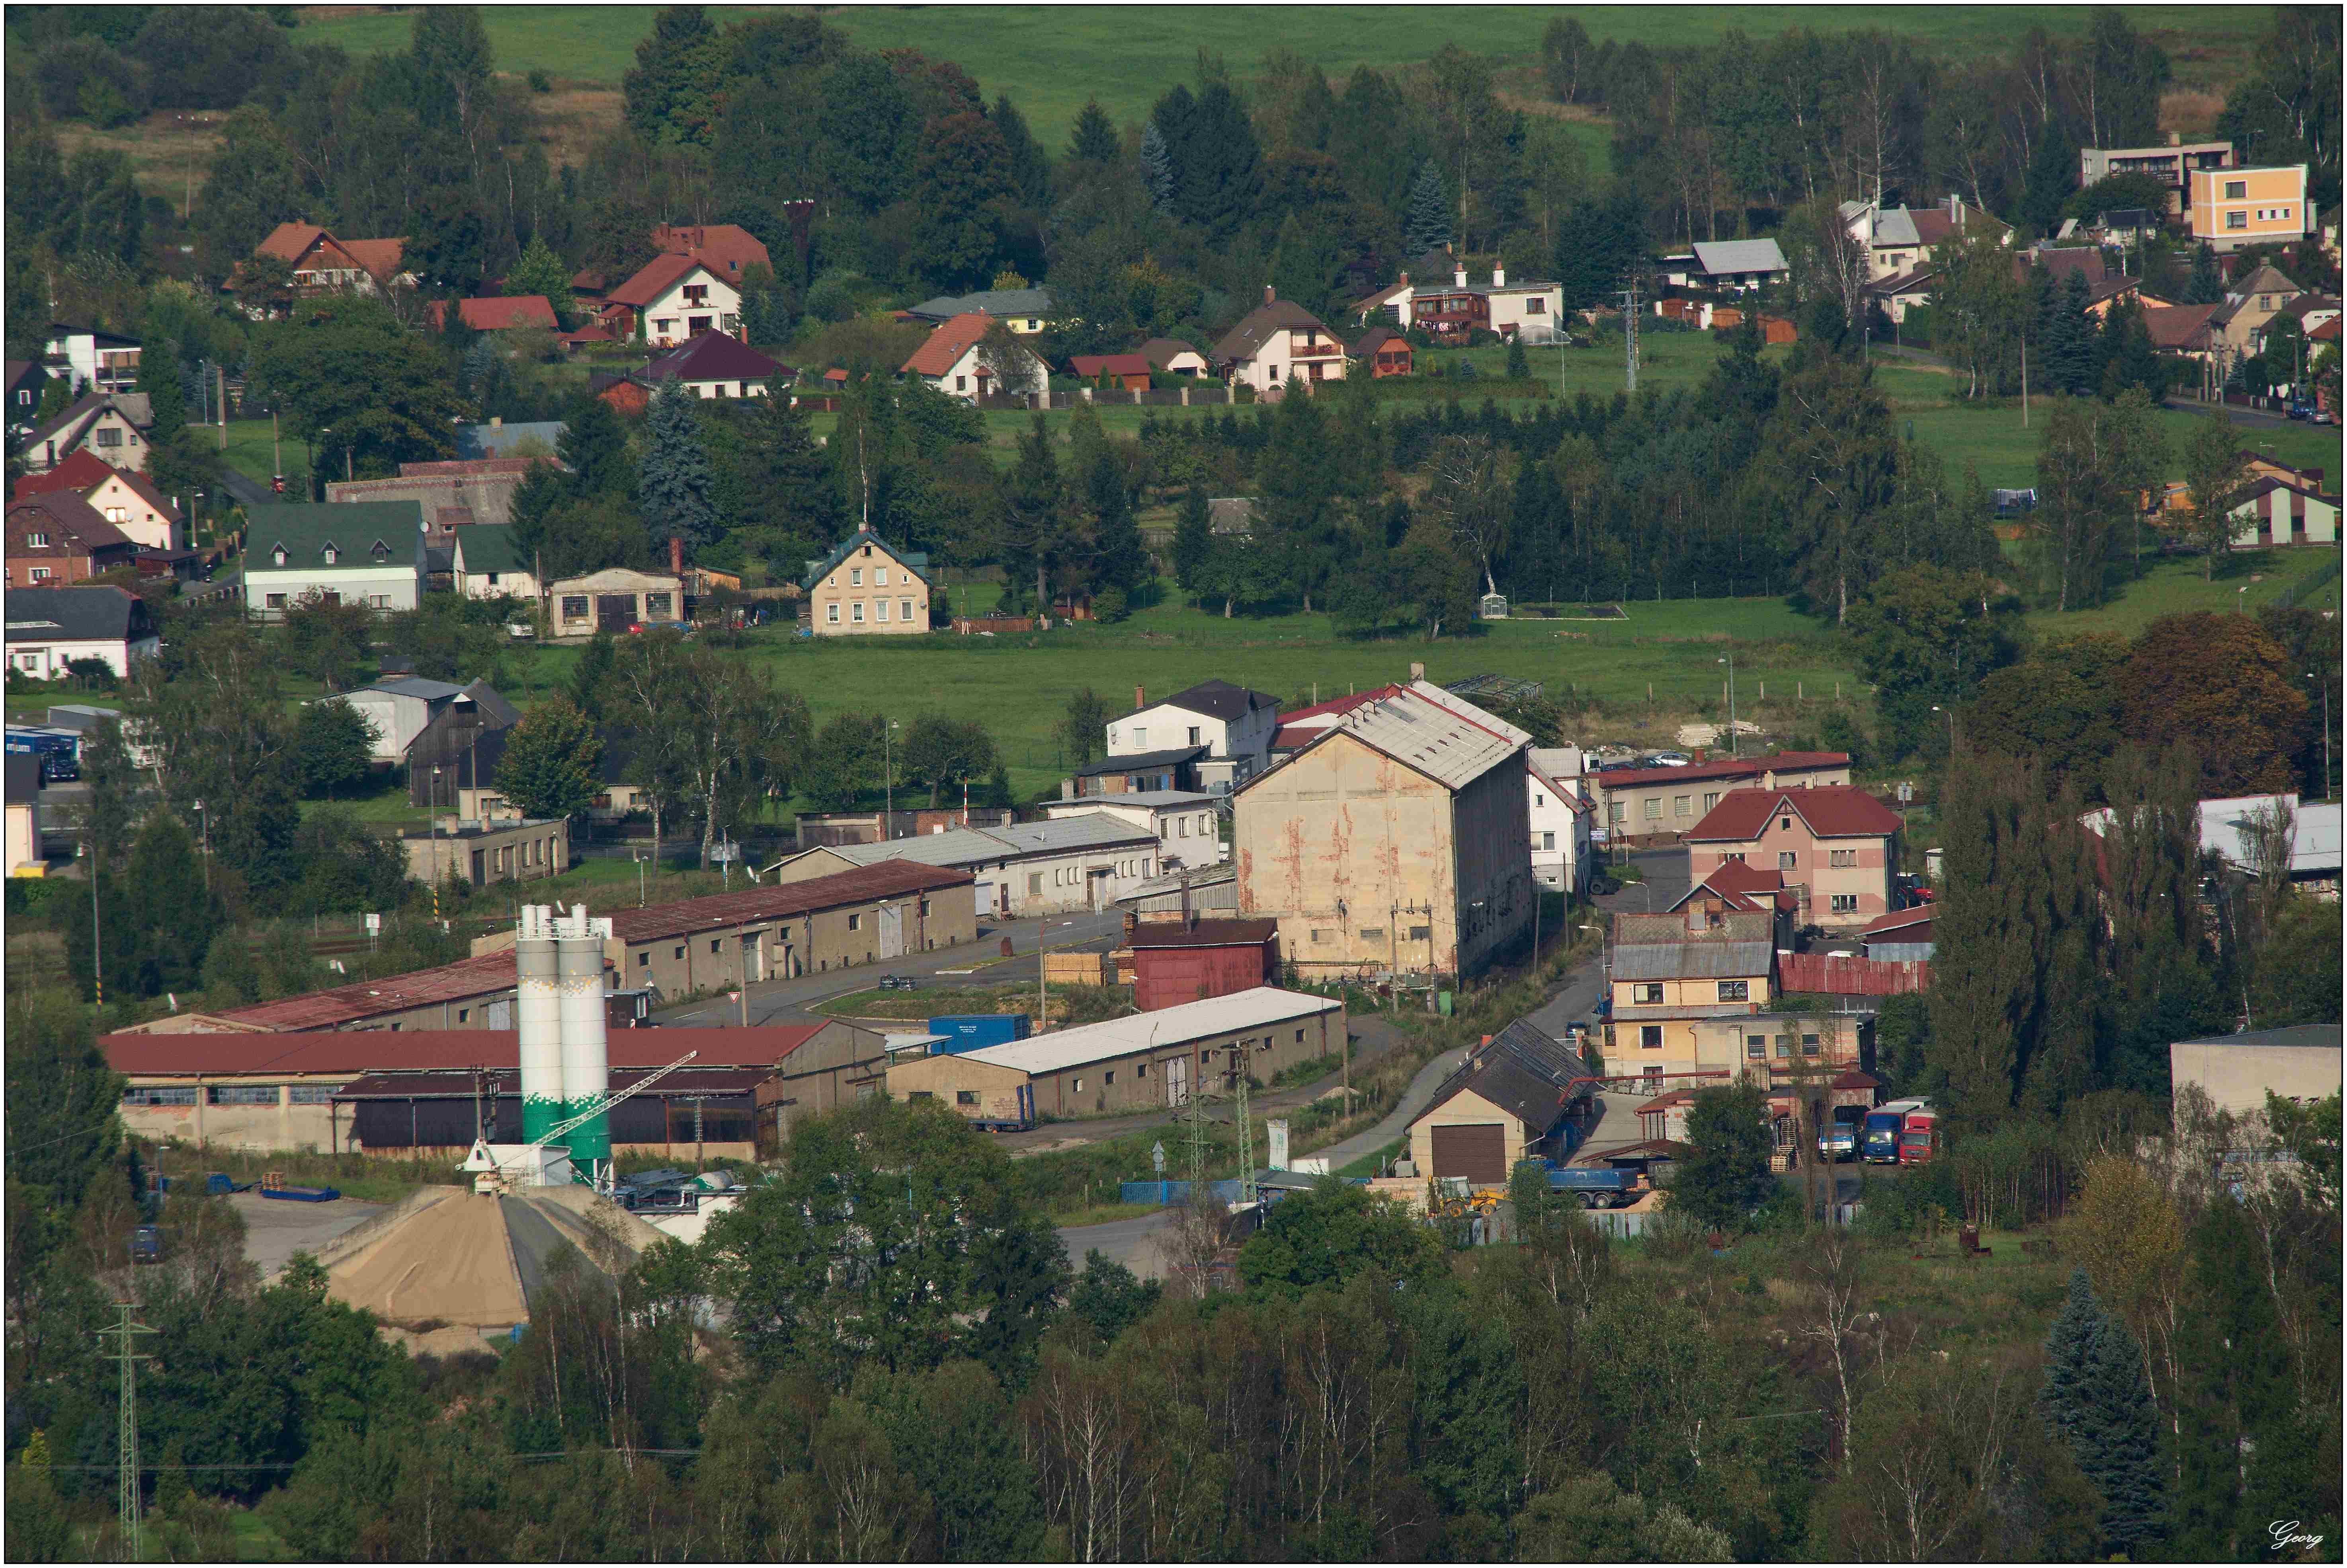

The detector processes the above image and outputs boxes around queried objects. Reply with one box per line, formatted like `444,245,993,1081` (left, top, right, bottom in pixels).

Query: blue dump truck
1515,1158,1640,1209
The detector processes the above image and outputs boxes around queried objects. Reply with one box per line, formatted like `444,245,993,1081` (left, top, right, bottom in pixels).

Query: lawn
2022,551,2341,639
291,6,2273,149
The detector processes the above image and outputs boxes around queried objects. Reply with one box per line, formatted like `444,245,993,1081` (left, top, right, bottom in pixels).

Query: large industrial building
1233,683,1534,981
769,813,1164,917
885,987,1344,1121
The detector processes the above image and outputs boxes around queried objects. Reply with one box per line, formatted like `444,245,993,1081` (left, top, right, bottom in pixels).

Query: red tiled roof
1674,859,1796,913
1777,953,1931,995
338,238,408,281
1070,353,1153,379
428,295,560,332
902,312,997,377
1686,785,1903,843
605,860,971,945
2143,302,2224,350
102,1025,826,1078
1599,751,1849,791
1279,686,1402,725
2312,316,2341,343
650,223,771,280
255,222,331,265
11,449,118,499
607,252,710,309
210,951,522,1031
397,457,551,479
1863,906,1935,938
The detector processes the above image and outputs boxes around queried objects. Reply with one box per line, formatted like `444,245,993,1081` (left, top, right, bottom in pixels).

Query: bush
527,68,552,93
804,275,864,324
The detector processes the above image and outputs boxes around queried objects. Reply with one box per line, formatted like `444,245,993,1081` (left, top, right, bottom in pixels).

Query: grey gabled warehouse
886,986,1345,1121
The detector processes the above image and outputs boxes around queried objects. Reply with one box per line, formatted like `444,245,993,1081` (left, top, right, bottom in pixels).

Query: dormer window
323,545,338,564
372,541,390,562
273,546,288,566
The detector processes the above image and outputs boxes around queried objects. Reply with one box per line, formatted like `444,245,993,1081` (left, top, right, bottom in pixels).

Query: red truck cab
1899,1108,1939,1165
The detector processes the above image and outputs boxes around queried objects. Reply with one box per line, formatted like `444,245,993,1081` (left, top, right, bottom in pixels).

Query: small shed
1127,917,1279,1010
1070,353,1153,391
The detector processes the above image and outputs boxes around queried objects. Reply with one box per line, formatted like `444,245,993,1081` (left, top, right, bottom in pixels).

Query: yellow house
2190,165,2310,253
1605,906,1779,1088
800,529,933,636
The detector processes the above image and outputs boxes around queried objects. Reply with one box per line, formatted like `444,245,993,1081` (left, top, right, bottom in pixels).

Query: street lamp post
79,836,103,1007
883,719,899,827
430,766,444,919
1717,652,1738,758
193,799,208,891
2312,672,2333,802
1931,705,1956,755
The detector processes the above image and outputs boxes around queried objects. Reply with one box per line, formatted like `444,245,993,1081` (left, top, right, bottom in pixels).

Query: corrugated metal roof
810,814,1159,872
1693,238,1790,275
333,1065,767,1099
214,952,521,1030
1316,688,1524,791
608,861,969,943
2174,1024,2341,1051
961,987,1338,1075
1047,790,1217,809
1126,919,1279,949
1405,680,1533,747
1610,941,1774,981
1776,953,1932,996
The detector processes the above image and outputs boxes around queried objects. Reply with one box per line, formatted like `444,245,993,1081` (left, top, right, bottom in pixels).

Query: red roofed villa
1684,785,1904,931
903,312,1047,403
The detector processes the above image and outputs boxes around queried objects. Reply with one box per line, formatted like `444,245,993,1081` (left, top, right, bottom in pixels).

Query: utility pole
99,1304,159,1561
1234,1041,1258,1206
1617,278,1640,393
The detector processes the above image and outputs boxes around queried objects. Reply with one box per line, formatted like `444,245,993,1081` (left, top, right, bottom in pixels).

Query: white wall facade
244,564,421,620
6,633,158,681
642,273,741,347
1040,796,1226,867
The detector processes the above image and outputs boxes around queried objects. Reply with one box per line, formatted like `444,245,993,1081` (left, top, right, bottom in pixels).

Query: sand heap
314,1184,665,1348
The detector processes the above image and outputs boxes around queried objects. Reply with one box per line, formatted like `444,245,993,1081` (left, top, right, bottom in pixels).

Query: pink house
1683,786,1903,931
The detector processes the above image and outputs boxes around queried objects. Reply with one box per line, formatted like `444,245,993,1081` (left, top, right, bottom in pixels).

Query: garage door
1429,1123,1508,1183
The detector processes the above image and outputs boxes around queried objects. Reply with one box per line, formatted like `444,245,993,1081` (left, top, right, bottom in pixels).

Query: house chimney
1134,684,1145,711
1493,265,1506,288
1410,661,1424,681
669,535,683,576
1264,284,1275,305
489,415,503,429
1454,266,1467,288
2169,130,2181,147
1399,270,1410,287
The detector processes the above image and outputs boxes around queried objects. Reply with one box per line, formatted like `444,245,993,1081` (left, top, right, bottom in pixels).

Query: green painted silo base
521,1096,564,1145
561,1106,610,1167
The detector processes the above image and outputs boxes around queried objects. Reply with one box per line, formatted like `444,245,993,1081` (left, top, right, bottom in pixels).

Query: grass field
289,6,2273,149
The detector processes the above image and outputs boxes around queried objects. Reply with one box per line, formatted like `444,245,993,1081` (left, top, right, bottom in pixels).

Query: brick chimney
1264,284,1275,304
669,535,683,575
1454,265,1467,288
1399,270,1410,288
1134,684,1145,710
1493,265,1506,288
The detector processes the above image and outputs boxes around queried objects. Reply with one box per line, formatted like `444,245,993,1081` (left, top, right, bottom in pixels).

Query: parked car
877,973,919,992
2286,400,2313,421
129,1224,164,1264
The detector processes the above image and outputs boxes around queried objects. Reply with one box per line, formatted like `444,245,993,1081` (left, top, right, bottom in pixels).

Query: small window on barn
673,946,685,959
957,1091,979,1106
848,913,861,930
1105,1071,1115,1085
1072,1078,1084,1093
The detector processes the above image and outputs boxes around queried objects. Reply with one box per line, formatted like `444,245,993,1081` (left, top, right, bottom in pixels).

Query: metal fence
2276,555,2342,610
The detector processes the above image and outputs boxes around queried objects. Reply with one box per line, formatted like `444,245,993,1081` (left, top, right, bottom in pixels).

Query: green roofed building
242,501,426,620
451,523,540,601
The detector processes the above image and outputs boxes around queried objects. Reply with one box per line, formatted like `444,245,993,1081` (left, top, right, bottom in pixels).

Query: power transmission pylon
1234,1049,1258,1207
98,1302,159,1562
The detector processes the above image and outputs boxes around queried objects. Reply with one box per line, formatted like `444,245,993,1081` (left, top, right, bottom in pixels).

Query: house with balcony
2082,138,2235,216
1352,262,1565,343
42,324,141,396
1212,289,1349,394
234,224,413,314
16,392,154,477
1105,680,1283,794
1683,785,1903,931
1656,240,1792,294
604,254,740,347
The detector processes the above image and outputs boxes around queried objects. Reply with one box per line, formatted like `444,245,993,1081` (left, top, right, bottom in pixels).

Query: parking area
228,1190,385,1278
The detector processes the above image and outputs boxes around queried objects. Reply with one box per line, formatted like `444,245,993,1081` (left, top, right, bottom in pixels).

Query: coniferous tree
639,384,717,555
1066,98,1118,165
1405,160,1452,256
138,333,185,446
2047,270,2099,395
1928,751,2045,1130
1172,484,1213,598
1139,122,1175,213
2183,242,2224,305
557,393,635,499
743,377,841,541
1085,450,1148,595
2042,1269,2165,1556
1000,415,1062,612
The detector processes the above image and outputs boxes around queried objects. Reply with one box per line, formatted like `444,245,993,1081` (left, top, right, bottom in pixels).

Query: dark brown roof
105,1026,828,1078
1127,919,1280,949
605,860,972,944
644,330,785,386
1135,679,1282,724
1210,296,1336,366
7,492,133,555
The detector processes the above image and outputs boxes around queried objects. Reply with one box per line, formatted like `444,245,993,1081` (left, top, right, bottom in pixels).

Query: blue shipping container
927,1013,1031,1053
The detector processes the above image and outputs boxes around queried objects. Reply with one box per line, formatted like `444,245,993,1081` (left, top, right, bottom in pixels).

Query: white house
1211,289,1350,394
1527,745,1595,895
1039,790,1226,869
83,467,185,552
450,524,539,601
607,254,740,347
1356,265,1568,343
43,324,141,395
768,814,1164,918
642,330,786,400
1658,239,1792,294
900,312,1047,403
1837,197,2012,282
1107,679,1284,792
240,502,425,619
18,393,154,476
3,585,159,681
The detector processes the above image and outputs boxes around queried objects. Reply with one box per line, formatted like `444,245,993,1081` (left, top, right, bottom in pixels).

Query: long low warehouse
103,1021,894,1155
886,986,1345,1121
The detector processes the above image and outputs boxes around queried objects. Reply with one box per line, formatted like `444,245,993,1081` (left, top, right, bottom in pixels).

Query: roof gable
1211,296,1336,366
902,312,1002,377
645,329,785,385
801,528,931,590
607,253,716,308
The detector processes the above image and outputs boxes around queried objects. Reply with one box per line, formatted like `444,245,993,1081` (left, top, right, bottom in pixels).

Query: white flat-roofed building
768,813,1164,918
885,986,1345,1120
1040,790,1225,868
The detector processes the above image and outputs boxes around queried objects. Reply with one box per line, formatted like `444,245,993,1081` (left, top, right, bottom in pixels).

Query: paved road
1059,1209,1174,1279
2163,394,2320,432
652,909,1128,1027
